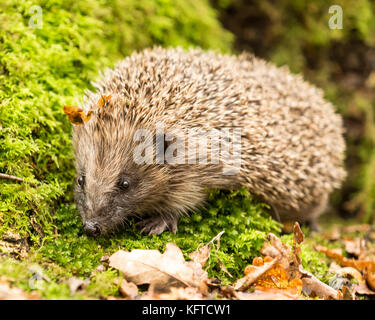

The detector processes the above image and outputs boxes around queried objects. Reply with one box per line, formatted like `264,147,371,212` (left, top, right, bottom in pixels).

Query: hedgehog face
74,159,174,236
72,112,179,236
74,170,134,236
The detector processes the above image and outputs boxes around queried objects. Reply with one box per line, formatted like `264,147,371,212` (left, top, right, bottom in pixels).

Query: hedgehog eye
118,178,130,191
77,176,85,188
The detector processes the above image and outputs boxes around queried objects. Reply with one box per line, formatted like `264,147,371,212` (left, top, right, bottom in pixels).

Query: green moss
34,188,280,283
0,187,284,298
0,256,122,299
0,0,233,243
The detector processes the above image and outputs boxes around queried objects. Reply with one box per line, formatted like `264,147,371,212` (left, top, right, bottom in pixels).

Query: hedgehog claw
136,216,178,235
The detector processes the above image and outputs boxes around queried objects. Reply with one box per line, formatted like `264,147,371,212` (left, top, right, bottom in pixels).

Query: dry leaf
260,233,291,269
90,264,106,278
365,269,375,291
323,227,341,241
109,243,208,293
293,222,305,244
301,275,341,300
63,106,93,125
237,255,303,296
145,286,205,300
235,287,300,300
292,222,304,267
234,257,279,291
258,226,341,300
330,267,375,299
101,255,110,263
353,282,375,295
342,285,355,300
97,95,112,108
335,267,363,283
67,277,90,295
114,278,138,299
218,260,233,278
189,245,210,268
0,280,39,300
341,224,371,234
315,244,375,271
343,238,365,257
188,231,224,268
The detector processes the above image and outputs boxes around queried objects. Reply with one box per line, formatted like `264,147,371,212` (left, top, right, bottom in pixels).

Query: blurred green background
213,0,375,223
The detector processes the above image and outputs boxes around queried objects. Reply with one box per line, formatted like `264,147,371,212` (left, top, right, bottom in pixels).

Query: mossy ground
0,189,339,299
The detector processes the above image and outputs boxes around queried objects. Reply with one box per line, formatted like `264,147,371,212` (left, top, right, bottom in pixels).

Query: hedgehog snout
83,220,101,237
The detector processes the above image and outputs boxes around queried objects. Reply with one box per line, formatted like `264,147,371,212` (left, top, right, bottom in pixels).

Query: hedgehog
71,47,346,237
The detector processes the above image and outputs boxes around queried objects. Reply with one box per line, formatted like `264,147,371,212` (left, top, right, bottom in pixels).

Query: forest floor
1,199,374,300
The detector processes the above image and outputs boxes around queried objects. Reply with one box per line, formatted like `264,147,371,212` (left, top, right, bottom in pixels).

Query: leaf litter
104,223,350,300
6,222,374,300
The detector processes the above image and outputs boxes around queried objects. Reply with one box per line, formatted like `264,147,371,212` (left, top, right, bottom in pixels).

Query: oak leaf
109,243,208,293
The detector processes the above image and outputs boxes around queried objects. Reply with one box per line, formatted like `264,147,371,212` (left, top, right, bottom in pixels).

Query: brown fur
73,47,346,236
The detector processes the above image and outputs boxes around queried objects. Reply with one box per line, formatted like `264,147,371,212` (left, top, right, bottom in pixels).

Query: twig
0,173,37,187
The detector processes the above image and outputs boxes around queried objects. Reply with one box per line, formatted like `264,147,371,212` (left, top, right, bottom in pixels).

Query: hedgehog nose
83,221,101,237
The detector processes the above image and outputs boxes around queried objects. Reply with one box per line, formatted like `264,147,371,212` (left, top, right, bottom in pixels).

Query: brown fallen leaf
144,285,205,300
327,260,375,296
314,244,375,272
290,222,304,276
293,222,305,245
335,267,363,283
234,257,279,291
189,230,225,273
0,280,39,300
323,226,341,241
219,285,237,299
63,105,93,125
189,244,210,268
189,231,225,268
342,285,355,300
343,238,366,257
341,224,371,234
258,223,342,300
260,233,291,269
109,243,208,293
90,264,106,278
114,278,138,299
245,256,302,295
365,268,375,291
301,272,342,300
97,95,112,108
353,282,375,295
235,287,300,300
67,277,90,296
218,260,233,278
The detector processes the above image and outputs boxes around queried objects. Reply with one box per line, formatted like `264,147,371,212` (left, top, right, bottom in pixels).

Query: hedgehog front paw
136,216,178,235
